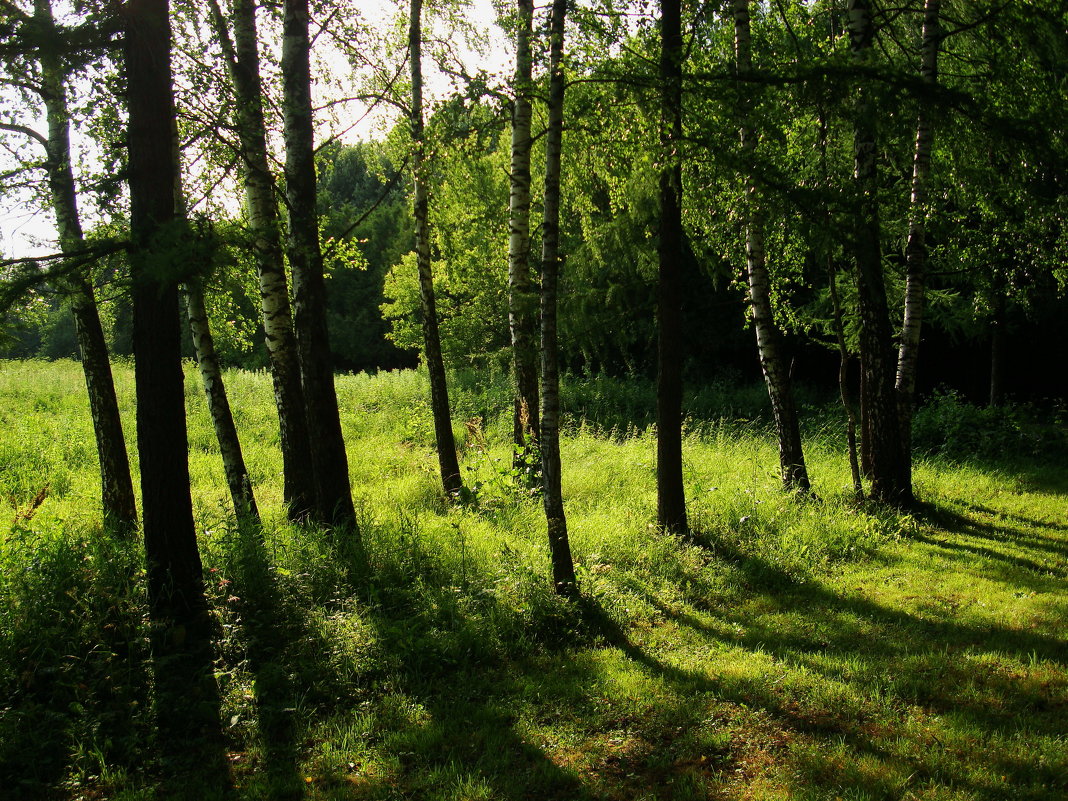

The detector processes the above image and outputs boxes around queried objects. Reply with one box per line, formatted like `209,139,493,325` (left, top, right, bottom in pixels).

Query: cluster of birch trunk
3,0,951,648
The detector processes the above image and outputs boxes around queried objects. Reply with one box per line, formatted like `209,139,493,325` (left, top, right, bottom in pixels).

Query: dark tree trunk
829,262,865,500
123,0,228,784
733,0,811,494
282,0,356,529
817,104,864,500
410,0,462,498
35,0,137,532
848,0,911,505
209,0,317,522
507,0,540,459
989,294,1007,407
539,0,578,598
656,0,688,535
896,0,942,487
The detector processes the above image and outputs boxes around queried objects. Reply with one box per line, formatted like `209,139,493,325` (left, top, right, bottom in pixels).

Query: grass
0,358,1065,800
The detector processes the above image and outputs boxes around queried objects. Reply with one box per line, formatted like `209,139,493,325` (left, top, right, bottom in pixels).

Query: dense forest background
3,0,1065,403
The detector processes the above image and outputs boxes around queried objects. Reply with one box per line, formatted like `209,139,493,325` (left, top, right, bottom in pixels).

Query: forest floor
0,360,1065,801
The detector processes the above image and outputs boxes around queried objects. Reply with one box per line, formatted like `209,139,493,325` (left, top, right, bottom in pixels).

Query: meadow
0,359,1065,800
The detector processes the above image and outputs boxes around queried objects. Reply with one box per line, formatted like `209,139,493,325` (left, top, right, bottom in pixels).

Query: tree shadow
223,521,307,801
149,599,233,800
916,501,1068,561
576,540,1068,798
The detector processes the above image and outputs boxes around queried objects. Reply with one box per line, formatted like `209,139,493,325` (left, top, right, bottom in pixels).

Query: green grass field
1,359,1065,800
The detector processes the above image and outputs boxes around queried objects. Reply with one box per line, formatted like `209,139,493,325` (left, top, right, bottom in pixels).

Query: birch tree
207,0,318,522
895,0,941,481
282,0,356,529
539,0,577,597
0,0,137,531
409,0,463,498
507,0,540,459
732,0,811,494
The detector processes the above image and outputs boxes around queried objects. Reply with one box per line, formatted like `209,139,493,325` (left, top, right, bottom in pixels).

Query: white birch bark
507,0,539,457
896,0,942,475
733,0,811,494
209,0,317,521
34,0,137,531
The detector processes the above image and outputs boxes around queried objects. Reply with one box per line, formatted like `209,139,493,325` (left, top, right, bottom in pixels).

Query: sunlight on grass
1,360,1065,800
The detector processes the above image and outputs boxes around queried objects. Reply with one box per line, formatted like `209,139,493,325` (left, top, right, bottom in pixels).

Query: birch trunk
507,0,540,457
170,118,259,525
184,282,260,523
848,0,911,505
656,0,688,534
733,0,811,494
282,0,356,530
539,0,578,598
35,0,137,532
410,0,462,498
210,0,317,521
896,0,942,485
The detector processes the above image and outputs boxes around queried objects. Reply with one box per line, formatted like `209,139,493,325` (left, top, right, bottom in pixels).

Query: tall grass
1,359,1065,800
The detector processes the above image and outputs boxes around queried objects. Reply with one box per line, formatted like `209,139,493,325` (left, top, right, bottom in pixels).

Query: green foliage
912,389,1068,462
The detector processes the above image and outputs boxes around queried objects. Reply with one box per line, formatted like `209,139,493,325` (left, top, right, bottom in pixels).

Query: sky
0,0,506,260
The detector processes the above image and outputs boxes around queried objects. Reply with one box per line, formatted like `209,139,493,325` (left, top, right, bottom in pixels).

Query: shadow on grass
224,521,307,801
577,534,1068,798
0,532,153,799
149,606,233,800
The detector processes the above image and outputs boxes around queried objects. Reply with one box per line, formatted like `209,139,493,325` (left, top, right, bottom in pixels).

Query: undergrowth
1,360,1065,800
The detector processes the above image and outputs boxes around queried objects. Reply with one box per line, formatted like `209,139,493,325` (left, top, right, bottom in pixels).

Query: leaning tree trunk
209,0,316,521
895,0,942,488
409,0,462,498
507,0,540,459
847,0,911,505
282,0,356,530
656,0,688,535
123,1,227,783
733,0,811,494
184,282,260,523
35,0,137,532
172,127,259,525
539,0,578,599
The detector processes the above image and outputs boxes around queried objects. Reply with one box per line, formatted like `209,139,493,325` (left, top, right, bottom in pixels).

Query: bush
912,389,1068,461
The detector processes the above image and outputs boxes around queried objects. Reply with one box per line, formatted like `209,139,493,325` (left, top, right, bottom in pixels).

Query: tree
409,0,462,498
122,0,227,779
656,0,688,534
208,0,318,522
847,0,910,505
282,0,356,529
0,0,136,531
732,0,811,494
506,0,540,458
539,0,578,598
894,0,941,486
180,232,260,523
